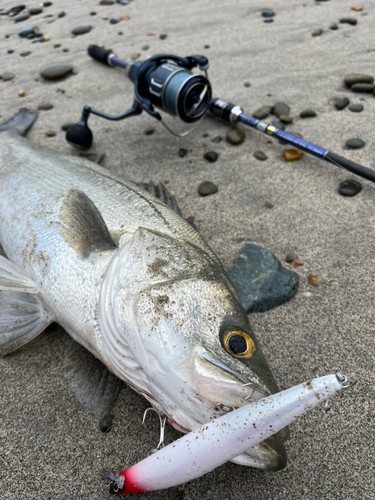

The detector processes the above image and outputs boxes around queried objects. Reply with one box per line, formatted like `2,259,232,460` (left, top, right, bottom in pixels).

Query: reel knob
66,108,93,150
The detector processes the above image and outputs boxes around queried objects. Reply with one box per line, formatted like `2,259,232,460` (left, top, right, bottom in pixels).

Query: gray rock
211,136,222,143
338,179,362,197
38,102,53,110
159,34,168,40
312,29,323,37
144,127,155,135
264,18,274,23
279,114,293,124
198,181,218,196
299,109,317,118
71,26,92,36
0,108,38,136
334,97,350,110
28,6,43,15
348,104,363,112
2,72,15,81
344,73,374,87
44,1,52,6
14,13,29,22
350,83,375,93
261,10,275,17
40,63,73,80
346,138,365,149
178,148,188,157
229,244,299,313
340,18,357,25
273,102,290,117
18,25,34,37
58,11,65,17
20,51,30,56
204,151,218,163
142,45,149,50
254,151,267,161
329,23,338,30
226,128,245,145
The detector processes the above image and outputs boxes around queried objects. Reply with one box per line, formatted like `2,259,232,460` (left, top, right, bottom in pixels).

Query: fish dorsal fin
138,182,182,216
0,254,39,293
59,188,116,258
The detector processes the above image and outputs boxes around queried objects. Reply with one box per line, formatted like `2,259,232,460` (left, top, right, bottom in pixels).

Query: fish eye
223,329,255,358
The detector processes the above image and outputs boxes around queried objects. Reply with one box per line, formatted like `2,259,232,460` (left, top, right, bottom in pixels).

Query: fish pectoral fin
0,291,53,356
137,182,182,216
63,340,123,426
0,255,40,293
58,188,116,258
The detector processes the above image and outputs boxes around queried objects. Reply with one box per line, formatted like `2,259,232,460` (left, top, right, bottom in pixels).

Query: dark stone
348,104,363,112
204,44,210,49
226,128,245,145
273,102,290,117
20,50,30,56
350,83,375,93
264,18,274,23
254,151,267,161
40,63,73,80
38,102,53,110
229,244,299,314
211,136,222,143
329,23,338,30
344,73,374,87
53,43,61,48
7,5,26,16
244,82,251,87
338,179,362,197
18,25,34,37
28,6,43,15
334,97,350,110
159,34,168,40
178,148,188,157
99,415,113,433
110,18,118,24
312,29,323,36
264,202,273,209
7,49,14,54
261,10,275,17
204,151,218,163
62,48,69,52
0,107,38,136
346,138,365,149
44,1,52,6
72,26,92,35
300,109,317,118
340,18,357,25
100,0,114,4
58,11,65,17
14,13,29,22
142,44,149,50
144,126,155,135
198,181,218,196
279,114,293,124
34,32,43,37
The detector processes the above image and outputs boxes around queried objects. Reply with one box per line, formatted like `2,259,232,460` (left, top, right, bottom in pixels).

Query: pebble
333,97,350,110
264,202,273,209
293,261,304,268
346,138,365,149
18,90,27,97
340,18,357,25
344,73,374,86
2,72,15,81
20,51,30,56
62,48,69,52
308,274,321,286
110,18,118,24
14,13,29,22
226,128,245,145
273,102,290,117
204,151,218,163
131,53,140,60
45,130,56,137
7,49,14,54
159,34,168,40
279,114,293,124
120,15,129,20
211,136,222,143
261,10,275,17
18,25,34,37
142,45,150,50
40,63,73,79
284,149,304,161
352,5,363,11
118,31,123,35
244,82,251,87
338,179,362,196
204,44,210,49
144,126,155,135
350,83,374,93
253,151,267,161
312,29,323,37
264,19,274,23
300,109,317,118
253,106,273,119
90,12,97,15
348,104,363,112
53,43,61,48
178,148,188,157
198,181,218,196
329,23,338,30
28,6,43,15
58,11,65,17
7,5,26,17
44,1,52,6
38,102,53,110
117,0,130,4
72,26,92,36
285,252,295,263
100,0,114,4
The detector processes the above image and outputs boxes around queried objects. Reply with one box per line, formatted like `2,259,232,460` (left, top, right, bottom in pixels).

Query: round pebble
273,102,290,117
40,63,73,80
285,252,295,263
244,82,251,88
308,274,321,286
144,127,155,135
19,90,27,97
71,26,92,36
338,179,362,196
7,50,14,54
142,45,150,50
178,148,188,157
46,130,56,137
90,12,97,15
131,53,140,60
329,23,338,30
20,51,30,56
14,13,30,22
253,151,267,161
18,25,34,37
2,72,15,81
204,151,218,163
44,1,52,6
312,29,323,37
350,83,374,93
300,110,317,118
261,10,275,17
340,18,357,25
264,19,274,23
28,6,43,15
344,73,374,87
198,181,218,196
351,5,363,11
53,43,61,48
58,11,65,17
159,34,168,40
346,138,365,149
348,104,363,112
226,128,245,145
110,19,118,24
38,102,53,110
279,114,293,124
332,97,350,110
264,202,274,209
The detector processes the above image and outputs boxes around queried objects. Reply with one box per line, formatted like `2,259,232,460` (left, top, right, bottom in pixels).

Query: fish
0,127,287,471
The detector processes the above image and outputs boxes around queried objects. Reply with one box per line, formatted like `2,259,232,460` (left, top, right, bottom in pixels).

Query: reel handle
88,45,113,66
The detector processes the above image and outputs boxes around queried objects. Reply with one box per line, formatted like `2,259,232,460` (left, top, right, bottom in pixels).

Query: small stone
293,261,304,268
18,25,34,37
254,151,267,161
198,181,218,196
350,83,375,93
7,49,14,54
99,415,113,433
142,45,150,50
244,82,251,87
2,72,15,81
344,73,374,86
147,32,155,36
100,0,114,4
285,252,294,263
110,18,118,24
185,216,196,229
264,202,273,209
346,138,365,149
45,130,56,137
20,51,30,56
40,63,73,80
312,29,323,37
116,0,129,4
279,114,293,124
202,133,209,138
159,34,168,40
90,11,97,15
53,43,61,48
57,11,65,17
62,48,69,52
38,102,53,110
204,151,218,163
226,128,245,145
329,23,338,30
348,104,363,112
299,109,317,118
264,18,274,23
131,52,140,60
71,26,92,36
28,6,43,15
283,149,304,162
340,18,357,25
253,106,273,119
334,97,350,110
14,13,29,22
144,126,155,135
308,274,321,286
18,90,27,97
204,44,210,49
120,15,129,20
352,5,363,11
338,179,362,196
61,122,75,131
273,102,290,117
211,136,222,143
44,1,52,6
261,10,275,17
178,148,188,157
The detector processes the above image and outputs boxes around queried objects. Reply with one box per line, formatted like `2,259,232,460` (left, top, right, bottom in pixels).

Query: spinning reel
66,45,211,149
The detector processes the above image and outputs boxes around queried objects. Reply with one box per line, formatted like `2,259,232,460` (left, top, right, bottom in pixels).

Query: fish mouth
192,348,287,470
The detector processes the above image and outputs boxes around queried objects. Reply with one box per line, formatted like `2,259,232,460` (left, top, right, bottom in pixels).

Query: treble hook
142,407,167,455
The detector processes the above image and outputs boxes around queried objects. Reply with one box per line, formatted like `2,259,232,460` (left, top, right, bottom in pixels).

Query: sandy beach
1,0,374,498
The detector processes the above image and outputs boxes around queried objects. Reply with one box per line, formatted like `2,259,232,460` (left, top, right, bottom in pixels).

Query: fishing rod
66,45,375,184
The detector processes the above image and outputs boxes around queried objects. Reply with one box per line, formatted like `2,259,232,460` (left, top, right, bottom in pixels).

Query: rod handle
325,152,375,183
88,45,112,66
